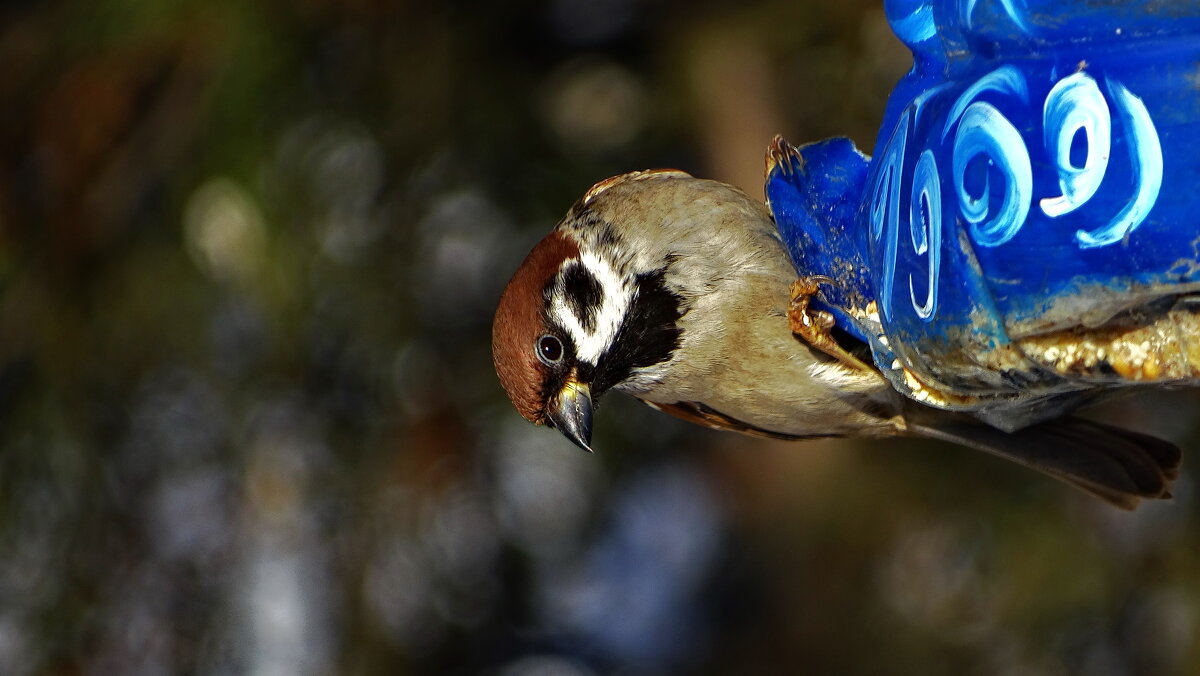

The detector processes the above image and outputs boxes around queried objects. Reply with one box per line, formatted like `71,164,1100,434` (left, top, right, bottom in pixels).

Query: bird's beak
547,378,593,453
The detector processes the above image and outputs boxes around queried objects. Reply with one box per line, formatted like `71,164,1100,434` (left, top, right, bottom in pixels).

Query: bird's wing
643,400,839,442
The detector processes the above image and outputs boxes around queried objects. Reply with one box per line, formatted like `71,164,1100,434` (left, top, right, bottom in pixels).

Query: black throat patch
589,268,684,398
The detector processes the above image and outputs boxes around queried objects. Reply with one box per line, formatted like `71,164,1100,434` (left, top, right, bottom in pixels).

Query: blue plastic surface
766,0,1200,421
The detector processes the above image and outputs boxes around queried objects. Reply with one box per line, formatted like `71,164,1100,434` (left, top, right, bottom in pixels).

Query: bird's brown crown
492,231,580,423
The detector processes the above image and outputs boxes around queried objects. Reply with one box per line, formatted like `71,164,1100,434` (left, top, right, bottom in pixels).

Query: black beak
547,379,593,453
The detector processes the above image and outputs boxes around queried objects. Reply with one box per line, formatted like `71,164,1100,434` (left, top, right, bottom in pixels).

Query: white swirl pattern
869,68,1162,322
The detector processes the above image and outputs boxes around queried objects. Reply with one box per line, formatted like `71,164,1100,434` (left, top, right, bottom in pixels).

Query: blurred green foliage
0,1,1197,675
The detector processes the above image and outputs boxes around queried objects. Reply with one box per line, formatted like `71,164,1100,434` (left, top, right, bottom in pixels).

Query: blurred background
1,1,1199,674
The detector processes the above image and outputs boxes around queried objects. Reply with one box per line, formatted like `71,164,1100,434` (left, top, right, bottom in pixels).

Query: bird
491,168,1181,509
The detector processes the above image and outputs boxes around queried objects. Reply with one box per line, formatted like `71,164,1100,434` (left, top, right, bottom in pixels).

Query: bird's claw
789,276,873,372
765,135,805,180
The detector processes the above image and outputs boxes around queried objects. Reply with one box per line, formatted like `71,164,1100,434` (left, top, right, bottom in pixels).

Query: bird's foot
765,135,804,179
789,276,873,372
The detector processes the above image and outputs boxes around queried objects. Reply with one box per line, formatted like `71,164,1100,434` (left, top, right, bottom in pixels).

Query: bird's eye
537,335,564,365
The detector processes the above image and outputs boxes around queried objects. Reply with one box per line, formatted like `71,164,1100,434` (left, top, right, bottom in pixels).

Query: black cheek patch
562,263,604,333
591,268,684,398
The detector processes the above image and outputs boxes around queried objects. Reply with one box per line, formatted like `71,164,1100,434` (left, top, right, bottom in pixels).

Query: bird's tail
908,416,1182,510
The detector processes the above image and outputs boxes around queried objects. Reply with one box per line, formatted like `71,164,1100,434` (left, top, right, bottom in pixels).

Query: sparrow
492,169,1181,509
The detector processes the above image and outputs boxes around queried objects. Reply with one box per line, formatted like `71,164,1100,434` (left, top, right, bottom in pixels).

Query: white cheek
550,251,633,365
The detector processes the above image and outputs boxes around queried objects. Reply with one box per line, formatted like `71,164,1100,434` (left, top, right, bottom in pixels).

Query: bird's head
491,169,697,451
